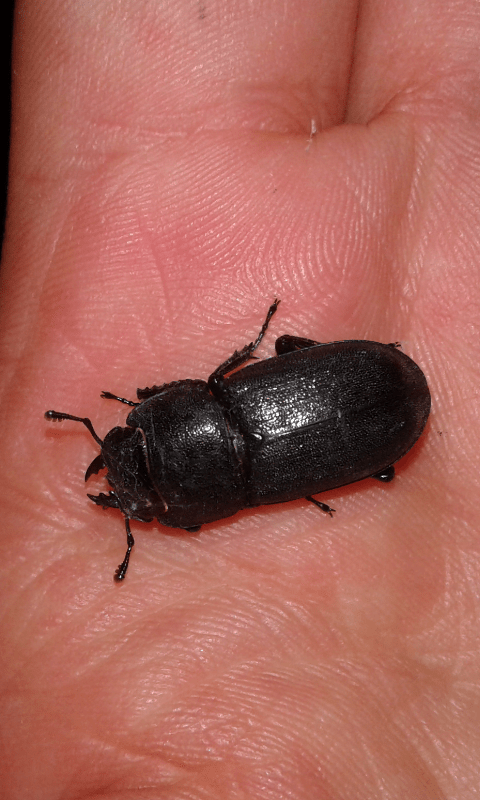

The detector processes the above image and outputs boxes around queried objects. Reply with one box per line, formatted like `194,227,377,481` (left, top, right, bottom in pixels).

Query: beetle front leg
45,410,104,446
208,299,279,401
114,518,135,581
275,335,322,355
88,491,121,509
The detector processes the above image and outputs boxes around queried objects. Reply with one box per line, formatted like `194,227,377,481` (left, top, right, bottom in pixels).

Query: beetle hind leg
306,495,336,517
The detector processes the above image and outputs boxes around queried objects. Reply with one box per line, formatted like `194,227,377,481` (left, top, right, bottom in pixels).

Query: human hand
1,0,479,797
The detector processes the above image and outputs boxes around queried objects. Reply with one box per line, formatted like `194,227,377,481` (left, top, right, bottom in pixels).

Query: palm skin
1,0,480,797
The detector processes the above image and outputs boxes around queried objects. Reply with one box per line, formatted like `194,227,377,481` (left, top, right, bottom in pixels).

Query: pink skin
1,0,480,797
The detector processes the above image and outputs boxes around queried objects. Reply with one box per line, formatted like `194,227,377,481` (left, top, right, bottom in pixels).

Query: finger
3,0,357,357
347,0,480,120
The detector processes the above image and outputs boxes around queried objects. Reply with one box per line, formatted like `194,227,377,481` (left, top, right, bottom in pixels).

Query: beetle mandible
45,300,431,581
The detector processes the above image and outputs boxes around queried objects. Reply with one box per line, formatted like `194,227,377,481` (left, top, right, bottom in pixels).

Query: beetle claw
306,496,336,517
87,492,120,509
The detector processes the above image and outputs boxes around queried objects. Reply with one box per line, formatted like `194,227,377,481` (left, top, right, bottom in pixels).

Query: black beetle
45,300,431,580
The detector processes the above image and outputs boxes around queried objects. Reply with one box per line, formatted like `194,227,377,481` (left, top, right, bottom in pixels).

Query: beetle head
46,410,167,523
95,425,167,522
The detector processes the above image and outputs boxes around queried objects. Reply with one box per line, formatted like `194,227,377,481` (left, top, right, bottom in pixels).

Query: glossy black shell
123,339,430,529
225,340,430,504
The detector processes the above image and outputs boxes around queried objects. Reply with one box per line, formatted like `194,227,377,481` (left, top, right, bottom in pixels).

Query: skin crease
1,0,480,797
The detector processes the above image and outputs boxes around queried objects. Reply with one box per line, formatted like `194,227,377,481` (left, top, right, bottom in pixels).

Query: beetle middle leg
101,391,138,406
208,299,279,400
306,495,335,517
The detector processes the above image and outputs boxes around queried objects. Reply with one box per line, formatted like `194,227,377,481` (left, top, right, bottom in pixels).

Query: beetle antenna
114,519,135,582
45,410,103,446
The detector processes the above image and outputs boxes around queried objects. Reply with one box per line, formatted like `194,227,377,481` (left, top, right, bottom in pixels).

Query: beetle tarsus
114,519,135,581
251,298,280,351
101,391,138,406
208,299,280,398
45,410,103,446
306,496,336,516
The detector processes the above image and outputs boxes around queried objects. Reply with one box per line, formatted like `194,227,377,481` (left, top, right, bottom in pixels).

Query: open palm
1,1,480,797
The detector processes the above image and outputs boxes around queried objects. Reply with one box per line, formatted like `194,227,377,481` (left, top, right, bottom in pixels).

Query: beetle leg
306,495,336,517
114,518,135,581
45,410,103,446
372,466,395,482
275,335,321,355
208,300,279,398
87,491,121,509
101,391,138,406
